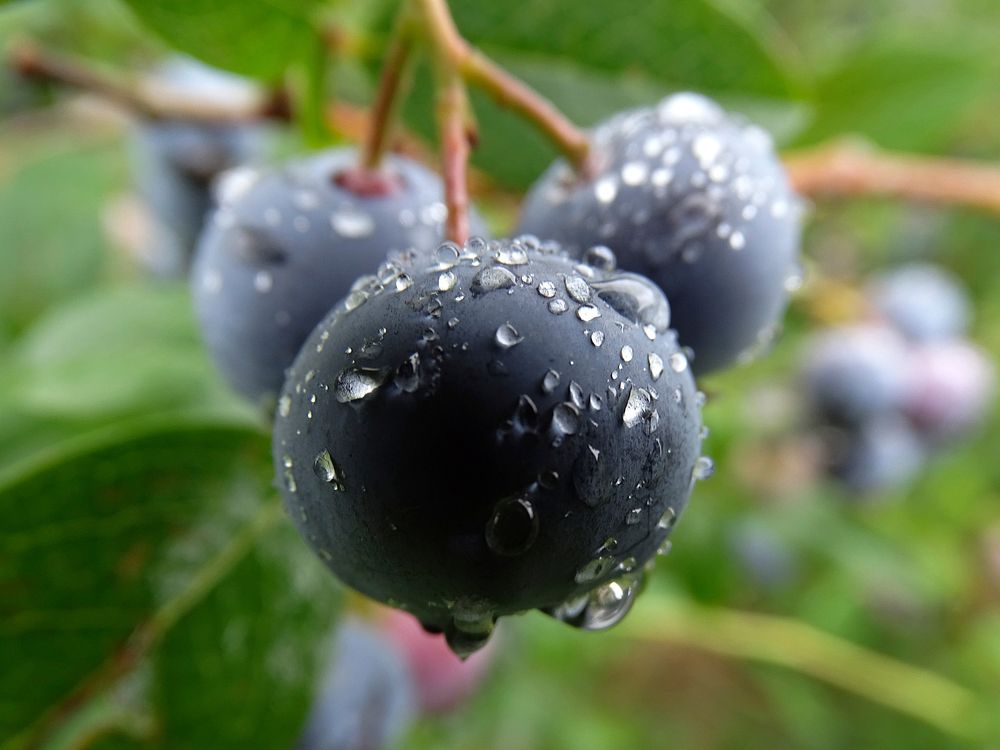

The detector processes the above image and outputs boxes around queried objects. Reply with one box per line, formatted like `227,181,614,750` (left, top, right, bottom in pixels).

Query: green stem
620,595,990,742
413,0,589,169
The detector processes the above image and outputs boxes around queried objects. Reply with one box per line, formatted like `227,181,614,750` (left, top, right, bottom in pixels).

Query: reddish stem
437,74,472,244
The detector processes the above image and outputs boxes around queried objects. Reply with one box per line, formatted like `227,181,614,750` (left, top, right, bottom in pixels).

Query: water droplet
395,274,413,292
496,245,529,266
495,322,524,349
512,394,539,432
541,369,560,394
331,206,375,237
623,386,654,428
438,271,457,291
692,456,715,481
620,345,633,363
577,305,601,322
335,366,389,403
435,241,461,267
625,508,642,525
551,403,581,435
485,495,539,556
537,280,556,298
344,289,369,311
253,270,273,293
575,555,617,584
568,381,586,409
394,353,420,393
313,449,345,490
564,275,591,303
592,275,670,331
590,331,605,347
278,395,291,417
621,161,649,186
548,299,568,315
582,245,617,271
594,176,618,203
471,266,517,295
647,353,664,381
669,352,688,373
729,231,746,251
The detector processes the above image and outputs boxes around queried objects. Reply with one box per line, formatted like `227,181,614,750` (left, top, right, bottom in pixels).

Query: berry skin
517,92,802,374
904,340,995,441
298,617,416,750
131,59,268,278
800,324,911,426
191,148,488,405
272,237,705,655
867,263,971,342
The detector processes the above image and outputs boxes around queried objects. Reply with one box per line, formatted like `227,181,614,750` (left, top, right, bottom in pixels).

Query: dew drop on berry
485,495,539,556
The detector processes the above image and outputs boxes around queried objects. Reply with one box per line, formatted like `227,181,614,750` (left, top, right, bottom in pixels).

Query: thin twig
8,40,283,123
785,140,1000,214
436,71,472,244
415,0,590,169
360,13,416,170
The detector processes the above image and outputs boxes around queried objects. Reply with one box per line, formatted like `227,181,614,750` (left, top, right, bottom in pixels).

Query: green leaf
118,0,327,81
0,136,124,339
5,283,252,422
446,0,801,99
0,418,340,749
795,35,992,150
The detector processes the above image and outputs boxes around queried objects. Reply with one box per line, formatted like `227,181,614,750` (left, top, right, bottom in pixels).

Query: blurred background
2,0,999,748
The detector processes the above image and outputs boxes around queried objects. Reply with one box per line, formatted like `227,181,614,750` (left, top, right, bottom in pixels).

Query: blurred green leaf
795,36,992,150
0,136,124,339
447,0,801,99
117,0,326,81
5,283,251,421
0,418,340,749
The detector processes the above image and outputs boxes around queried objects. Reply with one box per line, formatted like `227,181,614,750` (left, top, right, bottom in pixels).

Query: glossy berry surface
867,263,971,342
518,92,802,374
191,148,487,405
272,237,705,654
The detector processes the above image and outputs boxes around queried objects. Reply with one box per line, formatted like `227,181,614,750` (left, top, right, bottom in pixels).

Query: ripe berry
132,59,268,277
272,237,706,655
191,148,487,405
298,618,416,750
800,323,911,426
826,417,925,495
517,92,802,374
867,263,971,342
904,340,995,441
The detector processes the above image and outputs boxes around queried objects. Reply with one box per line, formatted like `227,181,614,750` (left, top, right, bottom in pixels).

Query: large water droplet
313,449,345,491
577,305,601,322
335,366,389,403
564,275,591,303
669,352,688,373
485,495,539,556
495,322,524,349
622,386,654,428
592,274,670,331
394,353,420,393
692,456,715,481
648,353,664,381
541,369,560,394
551,403,581,436
471,266,517,295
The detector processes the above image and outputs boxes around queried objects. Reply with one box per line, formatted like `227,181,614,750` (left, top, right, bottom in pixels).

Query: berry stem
360,12,417,170
6,40,286,123
435,70,473,244
785,139,1000,214
413,0,590,170
623,595,990,743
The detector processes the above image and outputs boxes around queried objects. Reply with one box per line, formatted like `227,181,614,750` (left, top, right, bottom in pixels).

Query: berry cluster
191,92,801,654
801,264,995,495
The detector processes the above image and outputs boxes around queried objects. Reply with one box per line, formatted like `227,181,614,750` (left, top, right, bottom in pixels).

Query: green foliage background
0,0,999,748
